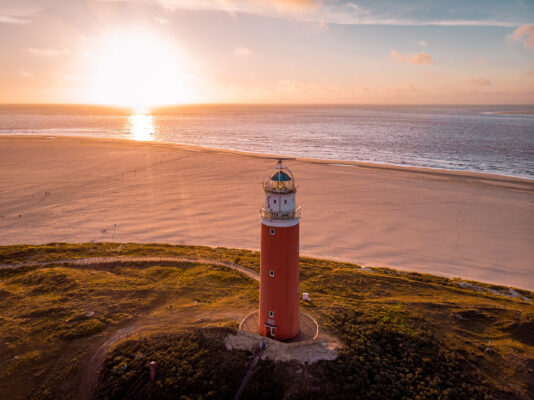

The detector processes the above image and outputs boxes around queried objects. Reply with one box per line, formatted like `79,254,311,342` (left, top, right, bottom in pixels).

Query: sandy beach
1,135,533,290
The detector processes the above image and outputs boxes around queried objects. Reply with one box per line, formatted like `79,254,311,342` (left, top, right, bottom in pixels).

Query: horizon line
1,102,534,108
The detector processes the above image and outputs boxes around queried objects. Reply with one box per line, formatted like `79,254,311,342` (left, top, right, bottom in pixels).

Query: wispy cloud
345,2,369,15
0,14,30,24
155,16,169,25
418,40,427,47
467,78,492,86
417,19,518,27
159,0,530,27
19,70,33,78
27,48,69,56
0,2,42,25
388,83,419,95
276,79,338,94
390,50,433,65
507,25,534,49
234,46,254,56
267,0,321,13
161,0,320,15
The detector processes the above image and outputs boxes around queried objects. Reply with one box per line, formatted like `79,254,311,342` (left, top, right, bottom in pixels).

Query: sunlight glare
128,112,155,141
92,30,191,108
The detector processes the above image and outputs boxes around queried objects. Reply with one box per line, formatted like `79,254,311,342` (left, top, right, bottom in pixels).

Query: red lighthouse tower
259,159,301,341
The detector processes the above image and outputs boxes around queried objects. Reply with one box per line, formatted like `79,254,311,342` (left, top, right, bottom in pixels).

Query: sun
91,30,191,108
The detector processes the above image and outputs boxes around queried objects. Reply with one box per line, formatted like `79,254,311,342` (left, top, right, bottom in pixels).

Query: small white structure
303,292,310,302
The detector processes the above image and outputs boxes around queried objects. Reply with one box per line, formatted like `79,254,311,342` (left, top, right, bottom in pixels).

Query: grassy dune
0,243,532,399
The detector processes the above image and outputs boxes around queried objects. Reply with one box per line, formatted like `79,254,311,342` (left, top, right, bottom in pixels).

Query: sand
1,136,533,290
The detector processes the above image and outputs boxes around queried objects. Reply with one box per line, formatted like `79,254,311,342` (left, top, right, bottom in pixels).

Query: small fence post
149,361,157,381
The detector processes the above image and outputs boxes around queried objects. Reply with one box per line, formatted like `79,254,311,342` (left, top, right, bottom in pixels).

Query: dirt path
0,256,260,281
79,325,138,400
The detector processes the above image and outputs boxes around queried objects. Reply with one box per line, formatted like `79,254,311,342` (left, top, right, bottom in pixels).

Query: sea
1,104,533,180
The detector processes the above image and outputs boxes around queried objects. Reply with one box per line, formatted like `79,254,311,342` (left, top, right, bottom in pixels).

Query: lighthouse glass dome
271,170,291,181
265,168,296,193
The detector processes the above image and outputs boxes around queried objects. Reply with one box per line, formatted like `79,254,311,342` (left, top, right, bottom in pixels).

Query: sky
0,0,533,105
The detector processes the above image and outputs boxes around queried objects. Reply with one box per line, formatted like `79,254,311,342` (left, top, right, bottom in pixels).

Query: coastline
2,134,532,184
1,135,533,290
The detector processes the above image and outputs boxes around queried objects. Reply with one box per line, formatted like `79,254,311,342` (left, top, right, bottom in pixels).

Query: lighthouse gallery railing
260,207,301,220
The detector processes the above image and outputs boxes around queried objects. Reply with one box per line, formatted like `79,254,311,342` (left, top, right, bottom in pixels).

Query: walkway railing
260,207,301,220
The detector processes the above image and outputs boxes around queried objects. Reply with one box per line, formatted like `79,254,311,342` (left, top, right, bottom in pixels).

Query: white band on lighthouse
261,217,300,228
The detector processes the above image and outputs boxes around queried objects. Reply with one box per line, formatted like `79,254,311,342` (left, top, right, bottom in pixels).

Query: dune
0,135,533,290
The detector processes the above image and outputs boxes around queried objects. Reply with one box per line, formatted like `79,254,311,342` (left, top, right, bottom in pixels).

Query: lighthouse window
269,311,274,318
269,269,274,277
284,200,287,204
273,199,276,204
270,228,275,235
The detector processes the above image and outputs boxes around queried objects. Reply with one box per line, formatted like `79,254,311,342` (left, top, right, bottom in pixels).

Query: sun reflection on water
128,111,155,141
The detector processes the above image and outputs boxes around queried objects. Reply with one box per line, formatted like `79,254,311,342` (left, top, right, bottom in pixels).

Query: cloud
418,40,427,47
19,70,33,78
0,2,42,25
390,50,433,65
158,0,529,27
419,19,517,27
276,79,337,94
389,83,419,95
234,46,254,56
345,2,368,14
155,17,169,24
0,14,30,24
277,79,304,93
507,25,534,49
161,0,320,16
467,78,492,87
27,48,69,56
269,0,321,13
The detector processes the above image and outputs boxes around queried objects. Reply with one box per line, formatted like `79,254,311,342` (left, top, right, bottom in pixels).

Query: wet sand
1,135,533,289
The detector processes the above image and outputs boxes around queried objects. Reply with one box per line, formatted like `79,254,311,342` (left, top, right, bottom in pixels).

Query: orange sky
0,0,533,105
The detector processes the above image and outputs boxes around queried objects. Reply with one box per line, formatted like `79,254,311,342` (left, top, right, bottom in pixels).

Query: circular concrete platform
239,310,319,343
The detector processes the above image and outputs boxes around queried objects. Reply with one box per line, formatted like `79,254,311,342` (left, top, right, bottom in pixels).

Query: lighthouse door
265,324,276,338
268,327,276,338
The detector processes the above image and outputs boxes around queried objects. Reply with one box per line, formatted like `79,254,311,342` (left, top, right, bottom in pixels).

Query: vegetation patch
95,328,249,400
309,309,493,400
55,319,107,340
506,319,534,346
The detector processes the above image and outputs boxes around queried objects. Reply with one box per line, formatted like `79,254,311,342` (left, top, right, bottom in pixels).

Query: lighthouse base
239,310,318,343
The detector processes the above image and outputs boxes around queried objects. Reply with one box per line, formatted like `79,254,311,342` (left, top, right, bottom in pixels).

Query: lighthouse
259,159,301,341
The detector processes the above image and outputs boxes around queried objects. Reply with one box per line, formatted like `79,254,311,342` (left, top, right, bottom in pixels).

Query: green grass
0,243,532,399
